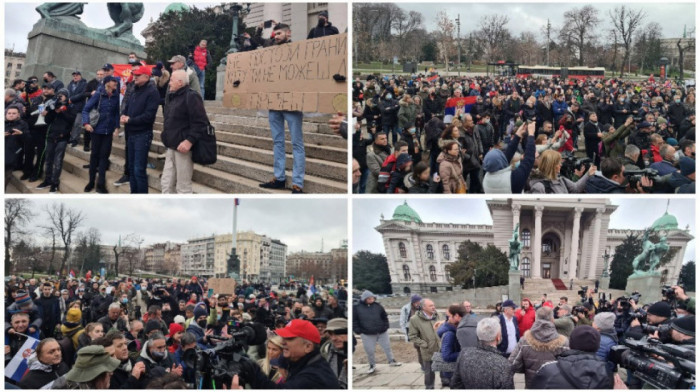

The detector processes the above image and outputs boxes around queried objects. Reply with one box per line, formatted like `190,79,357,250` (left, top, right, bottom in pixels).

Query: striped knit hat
14,290,32,308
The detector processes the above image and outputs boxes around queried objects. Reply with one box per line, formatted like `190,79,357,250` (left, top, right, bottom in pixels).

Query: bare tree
435,10,456,70
634,22,663,74
561,5,601,66
609,6,646,77
121,234,145,277
12,239,47,278
476,15,511,62
392,10,424,61
5,199,34,275
516,32,541,65
42,226,58,274
45,203,84,276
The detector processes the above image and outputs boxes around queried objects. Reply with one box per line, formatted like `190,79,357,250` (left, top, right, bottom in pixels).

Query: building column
587,208,605,279
512,203,521,231
532,205,544,279
569,207,584,279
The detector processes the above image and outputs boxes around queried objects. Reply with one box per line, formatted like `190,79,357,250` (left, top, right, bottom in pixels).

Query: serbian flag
69,269,75,279
112,63,156,96
427,74,439,83
85,270,92,280
444,96,477,122
5,335,39,382
306,276,318,298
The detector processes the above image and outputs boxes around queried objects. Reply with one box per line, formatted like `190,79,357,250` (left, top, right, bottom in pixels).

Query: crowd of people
353,286,695,389
351,73,695,194
5,274,348,389
5,11,343,194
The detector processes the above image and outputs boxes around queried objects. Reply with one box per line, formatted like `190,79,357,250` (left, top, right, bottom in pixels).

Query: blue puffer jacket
552,100,569,122
596,331,618,373
437,322,460,380
81,88,120,135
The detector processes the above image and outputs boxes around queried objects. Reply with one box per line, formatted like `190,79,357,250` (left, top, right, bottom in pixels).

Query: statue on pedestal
509,223,522,271
104,3,145,38
631,229,669,276
36,3,86,19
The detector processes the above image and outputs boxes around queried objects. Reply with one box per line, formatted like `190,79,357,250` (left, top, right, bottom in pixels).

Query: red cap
191,276,197,281
168,322,184,338
275,319,321,344
542,301,554,309
132,66,151,76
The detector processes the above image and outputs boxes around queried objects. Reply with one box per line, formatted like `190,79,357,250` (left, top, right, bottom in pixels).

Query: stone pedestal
625,273,662,303
508,271,522,304
216,64,227,101
599,276,610,291
23,18,146,83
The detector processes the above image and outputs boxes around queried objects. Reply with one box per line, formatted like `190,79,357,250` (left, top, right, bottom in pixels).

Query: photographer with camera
585,157,653,193
624,301,672,341
228,319,342,389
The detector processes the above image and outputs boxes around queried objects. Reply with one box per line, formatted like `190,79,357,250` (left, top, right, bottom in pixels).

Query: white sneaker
389,361,402,366
367,365,376,374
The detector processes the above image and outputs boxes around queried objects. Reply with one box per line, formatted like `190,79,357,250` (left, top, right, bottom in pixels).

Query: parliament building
376,199,693,294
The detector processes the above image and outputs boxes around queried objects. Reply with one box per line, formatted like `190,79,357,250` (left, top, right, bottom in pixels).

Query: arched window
542,239,553,255
429,266,437,282
398,242,407,258
442,244,450,260
522,229,531,248
403,264,411,280
521,257,531,277
426,244,434,260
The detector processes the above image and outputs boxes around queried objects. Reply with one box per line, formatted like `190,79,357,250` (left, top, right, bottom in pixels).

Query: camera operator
669,316,694,345
585,157,653,193
135,331,183,385
625,301,672,341
671,285,695,316
230,319,342,389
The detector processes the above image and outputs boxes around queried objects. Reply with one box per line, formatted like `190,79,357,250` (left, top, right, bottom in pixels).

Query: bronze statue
632,229,669,275
105,3,145,38
509,223,522,271
36,3,86,19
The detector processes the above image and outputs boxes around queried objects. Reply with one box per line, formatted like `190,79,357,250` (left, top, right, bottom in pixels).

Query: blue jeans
269,110,305,188
359,167,369,193
383,124,400,145
126,131,152,193
196,68,205,97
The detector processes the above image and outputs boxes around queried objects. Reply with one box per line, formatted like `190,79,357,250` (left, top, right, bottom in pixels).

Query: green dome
392,201,422,223
164,3,189,14
651,212,678,232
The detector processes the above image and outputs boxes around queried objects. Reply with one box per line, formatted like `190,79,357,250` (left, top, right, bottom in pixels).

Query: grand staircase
522,278,627,304
8,101,347,194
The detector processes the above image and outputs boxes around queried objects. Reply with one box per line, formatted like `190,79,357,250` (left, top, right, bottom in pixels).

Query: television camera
610,338,695,389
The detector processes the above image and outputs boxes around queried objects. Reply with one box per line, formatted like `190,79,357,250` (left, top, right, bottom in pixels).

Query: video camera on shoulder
181,322,268,389
661,285,683,305
624,168,661,192
610,337,695,389
561,153,592,180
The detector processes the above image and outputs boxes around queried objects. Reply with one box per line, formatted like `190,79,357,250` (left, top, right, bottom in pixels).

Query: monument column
568,207,584,279
588,208,605,278
532,205,544,279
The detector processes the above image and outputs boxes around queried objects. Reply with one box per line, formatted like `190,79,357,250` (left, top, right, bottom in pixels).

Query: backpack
56,327,83,367
377,160,397,193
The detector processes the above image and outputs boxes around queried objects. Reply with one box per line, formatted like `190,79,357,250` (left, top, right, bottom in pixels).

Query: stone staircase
522,278,627,304
8,101,347,194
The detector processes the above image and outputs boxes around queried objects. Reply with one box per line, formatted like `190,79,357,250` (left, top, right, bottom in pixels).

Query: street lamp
218,3,251,65
455,14,460,77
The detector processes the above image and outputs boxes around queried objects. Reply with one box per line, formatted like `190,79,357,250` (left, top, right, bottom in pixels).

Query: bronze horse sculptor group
35,2,144,39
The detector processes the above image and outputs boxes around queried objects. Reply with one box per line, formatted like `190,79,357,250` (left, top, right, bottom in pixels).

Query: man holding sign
257,23,307,194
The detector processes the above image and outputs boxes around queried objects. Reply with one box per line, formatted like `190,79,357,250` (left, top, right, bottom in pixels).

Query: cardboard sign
223,33,348,114
207,278,237,296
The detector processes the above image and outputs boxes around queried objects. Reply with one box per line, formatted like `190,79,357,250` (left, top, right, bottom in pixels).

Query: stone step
107,136,346,183
66,143,344,194
153,120,347,149
7,162,132,194
201,102,335,124
150,127,346,163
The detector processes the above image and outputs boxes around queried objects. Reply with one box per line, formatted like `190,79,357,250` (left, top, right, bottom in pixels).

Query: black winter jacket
530,350,614,389
353,301,390,335
45,105,76,142
161,87,209,149
122,81,160,134
307,23,340,39
248,349,342,389
67,79,88,113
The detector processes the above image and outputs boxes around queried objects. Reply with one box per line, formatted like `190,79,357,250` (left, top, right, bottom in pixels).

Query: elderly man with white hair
451,317,515,389
160,69,209,194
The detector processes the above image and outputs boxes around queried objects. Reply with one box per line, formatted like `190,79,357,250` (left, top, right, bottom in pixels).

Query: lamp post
602,249,610,278
217,3,251,65
455,14,461,77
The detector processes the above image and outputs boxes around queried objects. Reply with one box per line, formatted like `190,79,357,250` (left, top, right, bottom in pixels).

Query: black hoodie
530,349,614,389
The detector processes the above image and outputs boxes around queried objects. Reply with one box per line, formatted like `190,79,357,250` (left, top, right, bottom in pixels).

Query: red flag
86,270,92,280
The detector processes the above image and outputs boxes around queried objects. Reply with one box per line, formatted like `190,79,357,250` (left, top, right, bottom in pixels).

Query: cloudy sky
5,2,221,52
16,198,347,253
373,2,694,39
353,198,695,262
